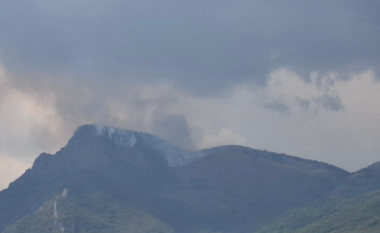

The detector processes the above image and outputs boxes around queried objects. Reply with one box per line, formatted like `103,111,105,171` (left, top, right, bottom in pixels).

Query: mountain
0,125,194,232
0,124,366,233
254,163,380,233
173,146,349,232
331,162,380,197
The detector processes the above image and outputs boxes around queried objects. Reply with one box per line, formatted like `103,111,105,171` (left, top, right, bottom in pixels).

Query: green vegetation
2,125,380,233
3,191,224,233
257,190,380,233
3,191,175,233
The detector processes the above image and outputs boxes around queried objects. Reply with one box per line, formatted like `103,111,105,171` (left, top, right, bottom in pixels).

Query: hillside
332,162,380,197
0,124,370,233
255,162,380,233
173,146,349,231
256,190,380,233
3,190,175,233
0,125,183,232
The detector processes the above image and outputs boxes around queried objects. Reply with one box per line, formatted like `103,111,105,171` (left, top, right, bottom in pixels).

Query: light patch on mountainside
0,155,30,190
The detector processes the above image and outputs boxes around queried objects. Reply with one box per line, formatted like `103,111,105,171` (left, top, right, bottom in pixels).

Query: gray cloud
314,95,344,112
0,0,379,94
296,98,311,111
152,113,196,151
265,102,291,116
4,73,199,155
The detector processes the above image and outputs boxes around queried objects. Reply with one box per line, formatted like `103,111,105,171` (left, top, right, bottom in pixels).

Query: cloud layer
1,1,380,92
2,66,379,172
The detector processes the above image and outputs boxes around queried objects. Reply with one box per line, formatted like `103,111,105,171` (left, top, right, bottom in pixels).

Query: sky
1,0,380,190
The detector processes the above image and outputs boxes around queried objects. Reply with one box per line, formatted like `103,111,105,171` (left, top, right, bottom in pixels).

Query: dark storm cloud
0,0,379,93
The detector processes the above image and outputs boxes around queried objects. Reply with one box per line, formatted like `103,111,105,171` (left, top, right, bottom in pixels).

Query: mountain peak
62,124,202,168
8,124,203,192
0,124,360,233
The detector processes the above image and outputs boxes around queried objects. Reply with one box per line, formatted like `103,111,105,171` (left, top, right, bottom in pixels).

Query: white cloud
0,68,63,160
178,68,380,171
198,128,246,149
224,69,380,171
0,154,30,191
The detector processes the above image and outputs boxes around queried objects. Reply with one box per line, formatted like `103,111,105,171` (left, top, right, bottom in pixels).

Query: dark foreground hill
257,190,380,233
256,163,380,233
331,162,380,197
0,124,377,233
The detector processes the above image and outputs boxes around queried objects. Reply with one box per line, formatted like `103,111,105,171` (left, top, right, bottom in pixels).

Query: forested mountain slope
2,124,378,233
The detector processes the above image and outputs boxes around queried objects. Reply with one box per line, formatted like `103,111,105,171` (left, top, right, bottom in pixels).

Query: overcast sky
1,0,380,190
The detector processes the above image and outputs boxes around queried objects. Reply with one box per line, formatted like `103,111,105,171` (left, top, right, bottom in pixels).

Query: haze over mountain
2,125,380,233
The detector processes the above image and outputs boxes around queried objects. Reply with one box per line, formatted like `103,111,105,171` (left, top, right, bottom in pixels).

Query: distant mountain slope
332,162,380,197
256,190,380,233
0,125,356,233
173,146,350,232
252,161,380,233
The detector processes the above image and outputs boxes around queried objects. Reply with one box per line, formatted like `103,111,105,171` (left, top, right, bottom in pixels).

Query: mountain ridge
1,124,378,233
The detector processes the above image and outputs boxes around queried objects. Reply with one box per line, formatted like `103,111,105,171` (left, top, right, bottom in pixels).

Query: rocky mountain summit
0,124,192,232
1,125,379,233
